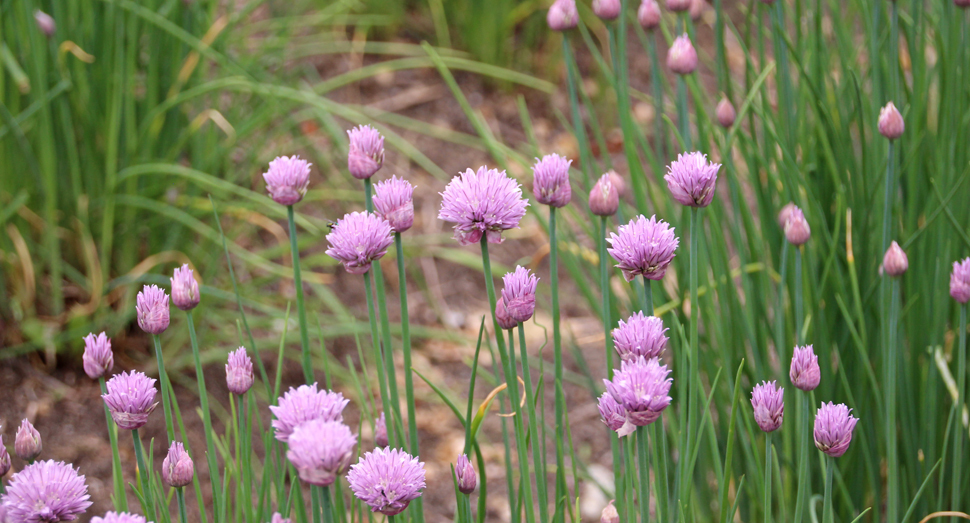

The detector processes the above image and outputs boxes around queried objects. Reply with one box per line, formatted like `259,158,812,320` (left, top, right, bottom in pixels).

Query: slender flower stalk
98,377,127,511
952,258,970,515
288,204,313,383
131,430,157,522
518,323,548,523
815,403,857,523
752,381,784,523
136,285,173,441
151,334,175,442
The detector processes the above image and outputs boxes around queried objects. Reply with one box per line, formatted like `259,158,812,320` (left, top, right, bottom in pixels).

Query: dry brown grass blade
918,512,970,523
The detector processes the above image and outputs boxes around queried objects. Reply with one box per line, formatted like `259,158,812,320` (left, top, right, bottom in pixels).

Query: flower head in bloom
665,152,720,207
603,356,673,426
90,512,147,523
269,383,348,442
325,212,394,275
0,436,11,477
607,215,679,282
597,393,635,437
347,125,385,179
162,442,194,488
593,0,621,19
15,420,42,462
716,97,736,128
667,34,698,75
532,154,572,208
372,176,415,233
438,166,529,246
878,102,904,140
814,402,858,457
136,285,169,335
667,0,690,11
82,332,113,380
454,454,477,494
601,501,619,523
347,447,426,516
589,173,620,217
495,300,518,331
0,460,92,523
170,264,200,311
374,413,388,448
501,266,539,324
638,0,661,29
287,419,357,487
882,241,908,277
613,312,668,362
784,205,811,246
751,381,784,432
789,345,821,391
226,347,254,395
547,0,578,30
263,156,311,206
950,257,970,304
102,371,158,431
270,513,291,523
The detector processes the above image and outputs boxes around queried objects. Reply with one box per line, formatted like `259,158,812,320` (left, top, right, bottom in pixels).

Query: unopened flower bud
162,441,194,488
594,0,622,19
951,258,970,304
777,202,797,228
226,347,254,395
0,437,11,476
589,173,620,216
547,0,579,30
374,413,388,448
715,97,736,128
15,419,42,462
638,0,661,29
600,501,619,523
347,125,385,180
170,264,200,311
667,0,690,11
82,332,114,379
689,0,704,20
957,0,970,8
882,241,908,277
667,34,698,75
878,102,904,140
455,454,477,494
784,206,811,246
34,11,55,37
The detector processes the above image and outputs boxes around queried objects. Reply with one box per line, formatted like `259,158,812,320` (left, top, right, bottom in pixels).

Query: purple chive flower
784,206,811,246
269,383,349,443
603,356,673,426
951,257,970,304
777,202,797,228
170,264,200,311
667,0,691,11
454,454,477,494
689,0,704,20
372,176,415,233
325,212,394,275
0,460,93,523
81,332,113,380
547,0,579,30
612,312,668,362
91,512,148,523
638,0,661,29
601,501,620,523
33,11,55,37
878,102,904,140
287,419,358,487
15,420,42,462
0,436,11,477
751,381,785,433
667,34,698,75
593,0,622,19
958,0,970,7
814,402,858,457
226,347,254,395
101,371,158,431
374,413,388,448
271,513,292,523
532,154,572,208
882,241,908,277
136,285,169,335
162,442,194,488
347,125,385,180
607,215,680,282
263,156,311,206
597,393,635,437
665,152,720,207
790,345,821,391
589,173,620,217
495,300,518,331
716,97,736,128
438,166,529,246
347,447,427,516
501,266,539,324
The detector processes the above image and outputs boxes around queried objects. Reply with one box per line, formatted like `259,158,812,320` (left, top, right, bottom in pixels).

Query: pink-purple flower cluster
325,212,394,275
347,447,426,516
286,418,357,487
751,381,785,433
0,436,10,477
784,205,811,246
82,332,113,380
162,441,194,488
226,347,254,395
667,35,698,75
638,0,661,29
1,460,92,523
882,241,908,277
438,166,529,246
532,153,572,208
501,266,539,324
607,215,679,282
347,125,385,180
90,512,147,523
101,371,158,431
603,356,673,426
136,285,170,335
263,156,311,206
454,454,477,494
665,152,720,208
372,176,415,233
15,420,41,462
597,392,635,437
547,0,578,30
589,173,620,217
790,345,820,391
612,312,668,362
269,383,348,442
951,257,970,303
814,402,858,457
374,412,388,448
170,264,200,311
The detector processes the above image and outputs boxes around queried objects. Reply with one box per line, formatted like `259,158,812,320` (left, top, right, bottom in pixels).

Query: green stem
177,488,188,523
637,426,651,523
311,485,321,523
647,33,665,164
795,248,803,344
887,279,900,523
100,377,127,511
363,271,395,448
550,207,567,523
395,233,424,523
771,1,794,146
955,304,968,514
151,334,175,442
187,311,221,518
763,432,772,523
775,243,790,382
639,277,653,315
321,486,335,523
132,429,158,523
288,204,313,384
684,207,700,511
793,393,811,523
562,34,593,187
519,324,549,523
676,76,691,151
823,457,835,523
601,216,614,376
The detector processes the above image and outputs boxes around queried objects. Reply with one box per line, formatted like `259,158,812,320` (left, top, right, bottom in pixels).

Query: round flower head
667,34,698,75
136,285,169,335
814,402,858,457
589,173,620,217
287,419,358,487
102,371,158,431
325,212,394,275
667,0,690,11
789,345,821,391
878,102,904,140
162,442,194,488
0,436,11,477
750,381,784,432
170,264,200,311
0,460,93,523
950,257,970,304
597,393,635,437
532,154,572,208
716,97,736,128
784,205,811,246
15,420,42,462
263,156,311,206
374,413,388,448
501,266,539,324
882,241,908,277
226,347,254,395
91,513,148,523
613,312,668,362
372,176,415,233
495,300,518,331
547,0,578,30
603,356,673,426
601,501,619,523
638,0,661,29
347,125,385,180
270,513,292,523
607,215,680,282
689,0,704,20
665,152,720,207
438,166,529,246
454,454,477,494
82,332,113,380
33,11,55,37
593,0,621,19
269,383,349,442
347,447,426,516
777,202,797,228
